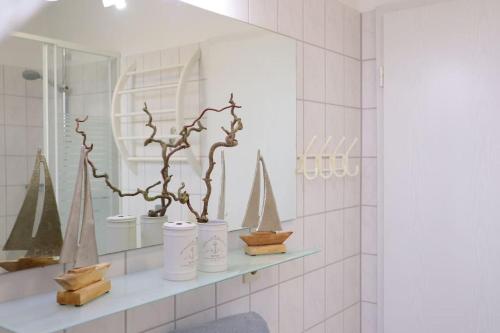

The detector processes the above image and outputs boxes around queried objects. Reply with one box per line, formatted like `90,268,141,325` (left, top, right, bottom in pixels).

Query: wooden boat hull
55,263,111,291
0,257,59,272
240,231,293,247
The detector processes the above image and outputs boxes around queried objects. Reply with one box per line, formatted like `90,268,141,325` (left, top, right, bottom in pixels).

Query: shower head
22,69,42,81
21,69,70,93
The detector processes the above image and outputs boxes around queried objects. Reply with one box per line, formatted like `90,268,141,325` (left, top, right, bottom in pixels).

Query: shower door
49,46,119,253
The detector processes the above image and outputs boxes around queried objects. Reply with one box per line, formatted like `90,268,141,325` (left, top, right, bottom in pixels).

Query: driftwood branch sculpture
176,94,243,223
75,94,241,219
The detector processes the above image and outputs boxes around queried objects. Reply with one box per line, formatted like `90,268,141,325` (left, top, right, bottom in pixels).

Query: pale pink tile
361,158,377,206
325,210,343,264
127,298,174,333
297,42,304,100
304,0,325,47
344,303,361,333
176,285,215,319
343,6,361,59
217,296,249,319
304,45,325,102
216,275,249,304
325,312,342,332
362,60,377,108
343,255,360,307
362,11,376,60
250,0,277,30
251,286,279,333
326,0,344,53
361,206,377,254
344,57,361,108
304,269,325,329
305,322,325,333
362,254,377,303
279,276,303,333
362,108,377,157
278,0,303,39
325,262,343,317
304,213,325,272
343,207,360,258
67,313,125,333
326,51,344,105
344,158,361,206
250,266,279,292
362,302,377,333
175,308,216,330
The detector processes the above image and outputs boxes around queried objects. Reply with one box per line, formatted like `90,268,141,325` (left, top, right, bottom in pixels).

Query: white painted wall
382,0,500,332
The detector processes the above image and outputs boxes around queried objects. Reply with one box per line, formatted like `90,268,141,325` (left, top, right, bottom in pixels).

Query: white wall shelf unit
0,249,317,333
111,49,202,175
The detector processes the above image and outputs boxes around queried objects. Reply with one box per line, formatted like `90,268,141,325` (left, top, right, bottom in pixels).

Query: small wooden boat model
54,263,111,291
240,151,293,255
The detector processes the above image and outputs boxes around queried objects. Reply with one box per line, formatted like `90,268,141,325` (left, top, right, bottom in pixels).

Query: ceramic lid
106,215,136,223
162,221,196,230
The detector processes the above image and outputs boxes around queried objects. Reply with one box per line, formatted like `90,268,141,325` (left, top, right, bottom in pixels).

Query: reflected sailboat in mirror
0,150,63,272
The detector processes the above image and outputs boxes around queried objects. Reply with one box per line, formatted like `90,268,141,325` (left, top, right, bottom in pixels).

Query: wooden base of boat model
245,244,287,256
0,256,59,272
240,231,293,247
55,263,111,306
240,231,293,256
57,279,111,306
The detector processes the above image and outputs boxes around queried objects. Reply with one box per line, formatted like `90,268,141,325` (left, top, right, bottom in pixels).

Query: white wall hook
300,136,319,180
344,137,360,177
297,136,359,180
319,136,334,179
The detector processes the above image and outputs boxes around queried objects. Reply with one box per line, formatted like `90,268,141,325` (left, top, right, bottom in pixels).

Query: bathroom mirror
0,0,296,272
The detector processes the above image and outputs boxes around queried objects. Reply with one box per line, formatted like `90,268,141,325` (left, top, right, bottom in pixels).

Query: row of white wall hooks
296,136,360,180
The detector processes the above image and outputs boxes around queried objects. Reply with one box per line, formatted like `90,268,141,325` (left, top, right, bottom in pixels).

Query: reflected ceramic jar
140,215,167,247
197,220,228,272
162,221,198,281
105,215,137,252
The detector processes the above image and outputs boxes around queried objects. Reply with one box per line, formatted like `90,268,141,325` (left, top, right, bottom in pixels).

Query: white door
383,1,500,332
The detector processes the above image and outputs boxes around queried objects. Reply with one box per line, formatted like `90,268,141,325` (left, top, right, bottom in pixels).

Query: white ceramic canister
140,215,167,247
105,215,137,252
162,221,198,281
197,220,228,272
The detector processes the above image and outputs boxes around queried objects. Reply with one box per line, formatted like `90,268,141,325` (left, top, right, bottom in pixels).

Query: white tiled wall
360,10,377,333
0,1,365,332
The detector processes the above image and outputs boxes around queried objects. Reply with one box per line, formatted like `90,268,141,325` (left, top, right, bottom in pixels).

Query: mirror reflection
0,0,296,273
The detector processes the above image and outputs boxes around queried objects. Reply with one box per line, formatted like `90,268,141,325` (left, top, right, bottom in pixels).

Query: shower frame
10,31,120,202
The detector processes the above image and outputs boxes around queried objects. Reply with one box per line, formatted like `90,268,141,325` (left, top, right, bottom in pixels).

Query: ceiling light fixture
114,0,127,10
102,0,115,7
102,0,126,9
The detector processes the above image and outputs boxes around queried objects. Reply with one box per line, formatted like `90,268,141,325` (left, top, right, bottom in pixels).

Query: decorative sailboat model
0,150,63,272
55,145,111,306
240,151,293,256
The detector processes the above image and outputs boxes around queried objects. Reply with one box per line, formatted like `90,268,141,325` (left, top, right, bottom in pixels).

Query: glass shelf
0,249,317,333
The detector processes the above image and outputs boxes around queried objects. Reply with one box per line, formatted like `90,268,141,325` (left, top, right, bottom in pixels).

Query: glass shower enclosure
0,33,119,257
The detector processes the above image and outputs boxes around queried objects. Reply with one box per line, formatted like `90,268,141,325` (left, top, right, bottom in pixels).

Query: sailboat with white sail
0,150,63,272
240,150,293,255
59,146,99,268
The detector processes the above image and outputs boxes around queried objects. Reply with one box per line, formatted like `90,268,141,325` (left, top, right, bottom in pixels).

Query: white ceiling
18,0,255,55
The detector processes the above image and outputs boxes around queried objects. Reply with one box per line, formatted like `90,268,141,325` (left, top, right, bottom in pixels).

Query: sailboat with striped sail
0,150,63,272
240,150,292,255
